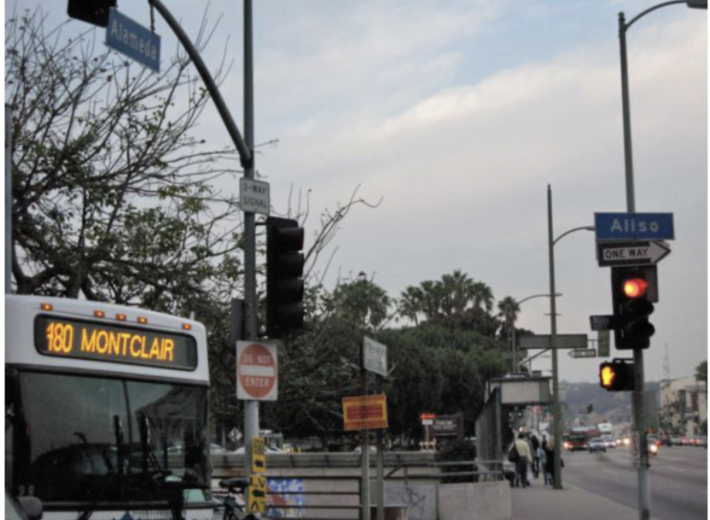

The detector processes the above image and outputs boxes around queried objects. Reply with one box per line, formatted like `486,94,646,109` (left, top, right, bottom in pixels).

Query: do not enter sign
237,341,278,401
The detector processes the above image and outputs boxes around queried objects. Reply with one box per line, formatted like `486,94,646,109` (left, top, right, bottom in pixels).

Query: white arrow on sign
597,240,671,267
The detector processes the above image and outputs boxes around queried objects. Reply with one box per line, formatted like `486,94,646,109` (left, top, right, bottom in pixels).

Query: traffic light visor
623,278,648,298
601,365,615,388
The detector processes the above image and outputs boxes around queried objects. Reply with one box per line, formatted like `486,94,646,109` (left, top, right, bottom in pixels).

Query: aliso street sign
597,240,671,267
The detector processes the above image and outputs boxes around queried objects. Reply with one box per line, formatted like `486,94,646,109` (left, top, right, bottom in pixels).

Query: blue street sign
594,212,674,241
106,9,160,73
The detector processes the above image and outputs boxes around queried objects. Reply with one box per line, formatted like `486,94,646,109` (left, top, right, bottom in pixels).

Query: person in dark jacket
530,434,540,478
543,439,555,485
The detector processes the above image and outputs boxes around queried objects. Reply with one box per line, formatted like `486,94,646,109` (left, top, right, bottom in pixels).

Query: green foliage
436,440,477,483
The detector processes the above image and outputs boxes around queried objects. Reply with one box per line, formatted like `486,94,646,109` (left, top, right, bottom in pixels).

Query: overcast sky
5,0,707,384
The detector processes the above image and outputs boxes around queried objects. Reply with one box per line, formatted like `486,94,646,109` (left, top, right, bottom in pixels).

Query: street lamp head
687,0,707,9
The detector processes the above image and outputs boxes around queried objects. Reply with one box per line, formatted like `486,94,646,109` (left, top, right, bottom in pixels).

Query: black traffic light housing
599,358,635,392
266,217,305,338
611,265,657,350
68,0,117,27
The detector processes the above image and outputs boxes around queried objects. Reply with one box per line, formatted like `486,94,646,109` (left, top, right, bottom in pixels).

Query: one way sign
597,240,671,268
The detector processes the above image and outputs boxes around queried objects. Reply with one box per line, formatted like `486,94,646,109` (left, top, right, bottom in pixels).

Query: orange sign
343,394,388,431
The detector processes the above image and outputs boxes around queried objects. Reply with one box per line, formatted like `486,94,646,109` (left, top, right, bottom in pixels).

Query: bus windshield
8,370,209,504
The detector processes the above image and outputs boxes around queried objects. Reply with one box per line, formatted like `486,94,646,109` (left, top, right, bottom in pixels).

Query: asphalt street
561,444,707,520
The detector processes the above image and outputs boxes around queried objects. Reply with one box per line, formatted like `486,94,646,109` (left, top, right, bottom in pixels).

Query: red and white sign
237,341,278,401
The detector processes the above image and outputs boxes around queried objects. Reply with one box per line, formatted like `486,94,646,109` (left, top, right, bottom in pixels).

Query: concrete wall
438,482,512,520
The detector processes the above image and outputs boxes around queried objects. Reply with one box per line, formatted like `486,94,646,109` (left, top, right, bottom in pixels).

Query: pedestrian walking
543,438,556,486
537,441,547,484
513,433,533,487
530,434,540,479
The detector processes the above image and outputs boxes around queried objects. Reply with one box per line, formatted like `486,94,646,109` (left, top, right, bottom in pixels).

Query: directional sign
252,437,266,474
590,315,615,331
597,240,671,267
594,212,674,241
518,334,588,350
237,342,278,401
569,348,596,359
598,331,611,358
106,9,161,72
248,475,267,514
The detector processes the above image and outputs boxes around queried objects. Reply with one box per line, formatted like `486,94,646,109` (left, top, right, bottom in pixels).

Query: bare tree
6,7,242,313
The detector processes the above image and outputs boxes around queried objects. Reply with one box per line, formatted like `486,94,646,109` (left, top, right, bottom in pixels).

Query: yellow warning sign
248,475,267,513
252,436,266,473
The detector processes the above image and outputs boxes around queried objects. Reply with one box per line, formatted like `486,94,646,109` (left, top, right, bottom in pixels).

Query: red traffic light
623,278,648,298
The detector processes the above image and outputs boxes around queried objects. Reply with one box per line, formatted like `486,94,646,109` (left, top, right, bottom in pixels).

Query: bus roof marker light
40,303,53,311
94,310,106,318
137,316,148,325
116,313,127,321
182,323,192,331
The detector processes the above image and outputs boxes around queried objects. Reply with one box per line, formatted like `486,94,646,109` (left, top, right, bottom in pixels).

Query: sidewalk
509,482,660,520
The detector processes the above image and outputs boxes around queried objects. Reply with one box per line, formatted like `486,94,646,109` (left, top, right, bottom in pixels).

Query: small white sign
363,337,388,377
240,178,270,215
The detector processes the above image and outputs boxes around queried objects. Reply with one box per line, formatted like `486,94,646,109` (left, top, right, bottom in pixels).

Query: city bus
5,295,213,520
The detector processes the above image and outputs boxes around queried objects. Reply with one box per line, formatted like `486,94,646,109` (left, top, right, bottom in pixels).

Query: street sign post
518,334,588,350
237,341,278,401
597,240,671,267
106,9,161,72
569,348,596,359
594,212,674,241
240,178,270,215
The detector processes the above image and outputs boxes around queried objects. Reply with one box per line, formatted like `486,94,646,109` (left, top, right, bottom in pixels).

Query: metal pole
619,11,650,520
5,104,12,294
243,0,260,485
361,368,371,520
618,13,636,213
376,377,385,520
511,326,517,372
547,185,563,489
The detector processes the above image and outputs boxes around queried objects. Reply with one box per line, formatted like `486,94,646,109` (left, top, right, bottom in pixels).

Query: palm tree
471,281,494,313
398,286,423,326
419,280,441,320
497,296,520,339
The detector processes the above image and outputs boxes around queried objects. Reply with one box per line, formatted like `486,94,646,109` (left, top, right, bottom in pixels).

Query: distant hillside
560,380,661,428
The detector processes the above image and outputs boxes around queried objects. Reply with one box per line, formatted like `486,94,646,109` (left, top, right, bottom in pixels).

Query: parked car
588,437,607,453
696,436,707,448
670,435,682,446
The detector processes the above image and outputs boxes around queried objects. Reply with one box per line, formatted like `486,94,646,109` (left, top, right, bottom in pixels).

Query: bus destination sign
34,316,197,370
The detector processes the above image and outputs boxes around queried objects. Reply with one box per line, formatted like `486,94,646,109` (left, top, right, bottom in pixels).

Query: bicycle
216,477,258,520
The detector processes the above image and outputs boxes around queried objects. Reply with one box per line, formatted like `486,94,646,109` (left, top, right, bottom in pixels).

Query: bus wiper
77,416,125,520
138,413,172,483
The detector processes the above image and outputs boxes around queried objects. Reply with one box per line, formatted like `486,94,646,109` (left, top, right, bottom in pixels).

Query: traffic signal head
67,0,116,27
266,217,305,338
611,266,656,350
599,359,634,391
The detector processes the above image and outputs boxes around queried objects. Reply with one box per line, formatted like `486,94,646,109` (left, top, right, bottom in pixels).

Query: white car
601,435,615,449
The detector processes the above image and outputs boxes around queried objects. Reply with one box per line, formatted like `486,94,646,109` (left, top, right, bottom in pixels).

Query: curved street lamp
509,293,563,371
618,2,705,518
547,186,596,490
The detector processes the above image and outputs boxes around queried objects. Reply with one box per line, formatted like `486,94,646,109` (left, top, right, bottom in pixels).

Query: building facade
659,376,707,436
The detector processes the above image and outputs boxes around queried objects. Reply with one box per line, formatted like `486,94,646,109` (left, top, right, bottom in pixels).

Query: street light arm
624,1,690,30
552,226,595,247
517,293,562,306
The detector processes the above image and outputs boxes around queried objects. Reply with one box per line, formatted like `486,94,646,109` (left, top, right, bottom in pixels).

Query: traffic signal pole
619,11,649,520
242,0,260,484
